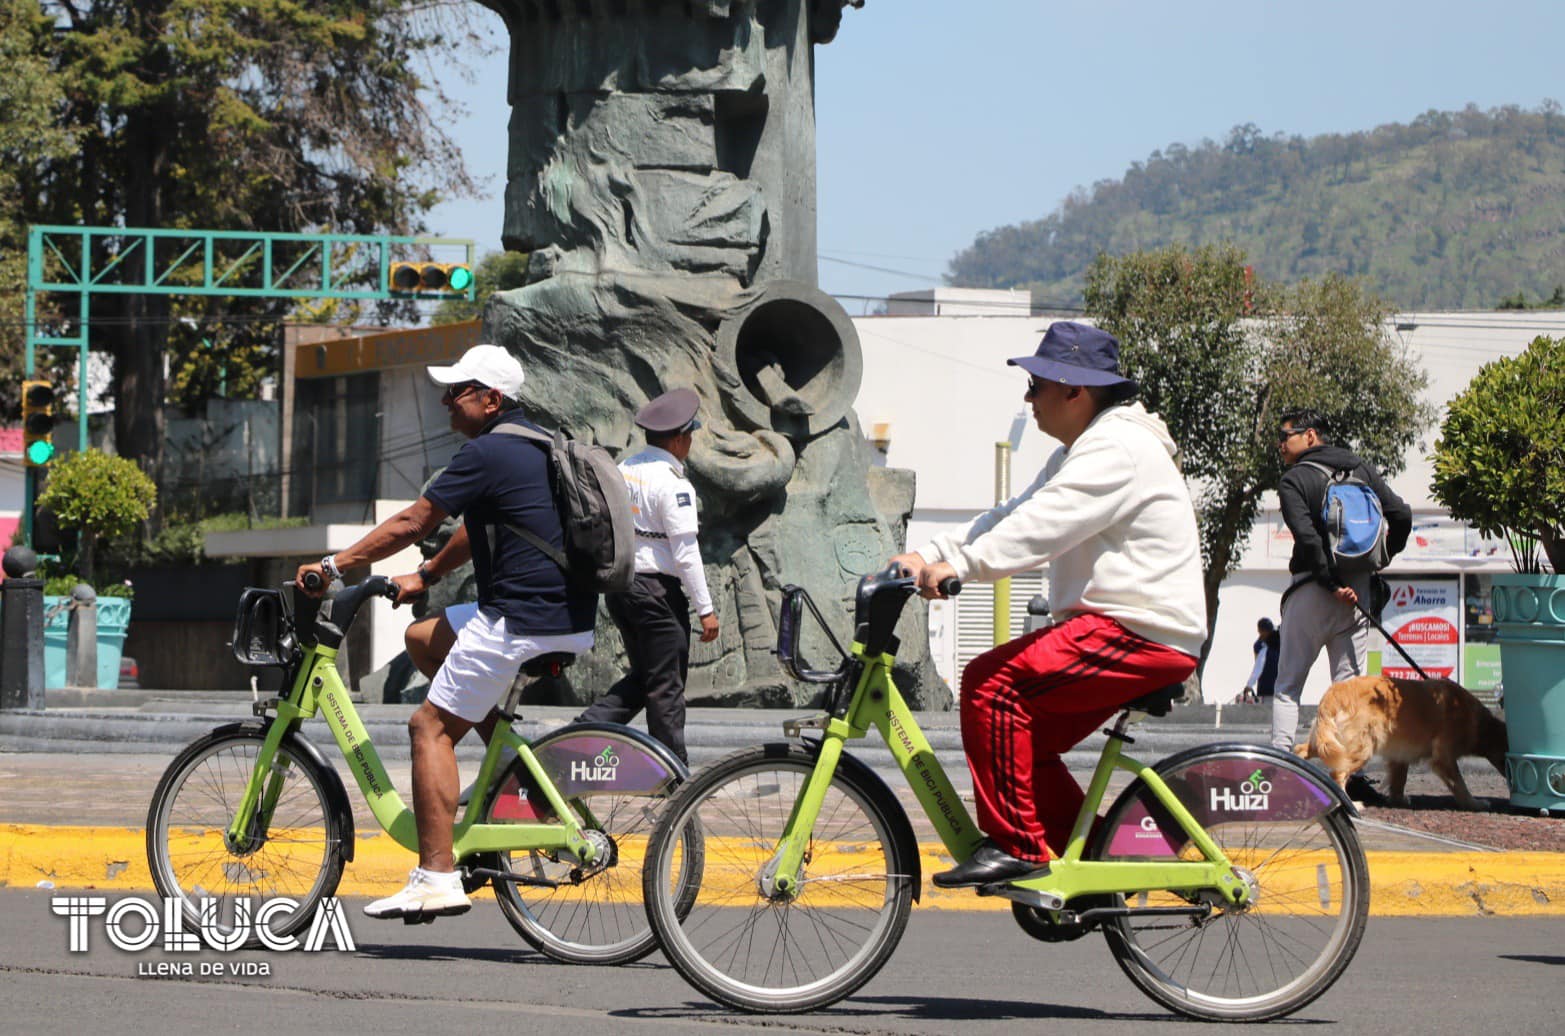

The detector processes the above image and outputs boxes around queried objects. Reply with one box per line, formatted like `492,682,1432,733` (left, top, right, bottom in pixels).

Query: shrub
36,450,156,585
1430,335,1565,572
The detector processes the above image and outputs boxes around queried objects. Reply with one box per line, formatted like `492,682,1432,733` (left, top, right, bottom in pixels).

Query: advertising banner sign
1380,577,1460,679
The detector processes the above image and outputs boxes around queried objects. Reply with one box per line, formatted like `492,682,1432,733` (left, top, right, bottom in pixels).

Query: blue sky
428,0,1565,314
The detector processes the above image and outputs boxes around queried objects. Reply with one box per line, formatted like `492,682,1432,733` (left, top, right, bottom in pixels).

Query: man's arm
296,496,449,594
389,524,472,605
1278,471,1332,582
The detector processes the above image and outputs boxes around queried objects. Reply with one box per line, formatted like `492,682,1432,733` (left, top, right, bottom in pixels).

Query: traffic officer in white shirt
576,388,719,763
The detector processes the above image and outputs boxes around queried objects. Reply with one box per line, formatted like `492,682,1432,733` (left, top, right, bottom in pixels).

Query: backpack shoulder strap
490,421,552,446
1300,460,1343,481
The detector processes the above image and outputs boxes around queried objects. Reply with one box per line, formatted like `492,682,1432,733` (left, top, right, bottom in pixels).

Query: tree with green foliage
0,0,74,413
13,1,485,468
1086,245,1430,663
1431,335,1565,573
431,251,530,326
37,449,157,585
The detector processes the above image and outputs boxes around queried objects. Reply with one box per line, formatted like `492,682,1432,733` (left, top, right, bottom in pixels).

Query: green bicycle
146,574,701,963
643,565,1368,1020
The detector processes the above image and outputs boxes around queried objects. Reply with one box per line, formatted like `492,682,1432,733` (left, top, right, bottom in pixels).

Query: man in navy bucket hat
891,320,1207,887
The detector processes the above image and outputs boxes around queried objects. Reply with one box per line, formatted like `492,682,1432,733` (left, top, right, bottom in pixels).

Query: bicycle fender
208,721,358,862
1150,741,1359,818
1091,741,1357,858
537,721,692,782
785,741,924,903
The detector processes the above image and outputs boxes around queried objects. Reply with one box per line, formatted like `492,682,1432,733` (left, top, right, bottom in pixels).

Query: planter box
42,595,133,690
1491,573,1565,813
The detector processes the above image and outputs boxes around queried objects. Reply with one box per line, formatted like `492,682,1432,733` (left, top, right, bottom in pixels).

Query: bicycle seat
522,652,575,678
1124,683,1184,717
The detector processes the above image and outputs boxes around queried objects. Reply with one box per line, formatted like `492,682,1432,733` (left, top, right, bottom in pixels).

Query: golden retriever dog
1295,674,1508,810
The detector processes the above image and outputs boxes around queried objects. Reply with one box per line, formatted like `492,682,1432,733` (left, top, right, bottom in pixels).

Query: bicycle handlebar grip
302,570,325,593
938,577,962,597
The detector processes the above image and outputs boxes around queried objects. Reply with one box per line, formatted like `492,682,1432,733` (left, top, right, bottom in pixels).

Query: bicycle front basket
231,588,296,667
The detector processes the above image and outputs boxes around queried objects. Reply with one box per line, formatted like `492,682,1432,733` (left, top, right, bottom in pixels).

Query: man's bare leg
405,614,457,679
409,700,475,871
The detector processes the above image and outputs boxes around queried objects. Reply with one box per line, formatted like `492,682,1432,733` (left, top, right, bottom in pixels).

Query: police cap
635,387,702,434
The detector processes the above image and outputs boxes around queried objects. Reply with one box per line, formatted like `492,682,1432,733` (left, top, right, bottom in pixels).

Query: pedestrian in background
1270,409,1411,751
576,388,719,763
1241,617,1280,703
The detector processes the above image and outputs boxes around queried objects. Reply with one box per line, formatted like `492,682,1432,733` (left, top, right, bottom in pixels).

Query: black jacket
1279,444,1412,593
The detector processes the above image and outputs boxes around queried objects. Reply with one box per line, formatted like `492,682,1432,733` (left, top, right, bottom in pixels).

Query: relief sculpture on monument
392,1,949,709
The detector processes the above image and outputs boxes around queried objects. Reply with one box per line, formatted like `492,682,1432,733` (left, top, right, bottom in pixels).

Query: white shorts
426,605,594,723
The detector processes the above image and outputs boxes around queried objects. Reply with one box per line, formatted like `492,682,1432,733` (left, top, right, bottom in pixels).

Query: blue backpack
1303,461,1390,574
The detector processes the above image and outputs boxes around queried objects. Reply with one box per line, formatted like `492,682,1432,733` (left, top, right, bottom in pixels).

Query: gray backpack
493,424,635,593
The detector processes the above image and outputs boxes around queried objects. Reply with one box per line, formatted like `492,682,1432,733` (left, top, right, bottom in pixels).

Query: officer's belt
634,527,668,540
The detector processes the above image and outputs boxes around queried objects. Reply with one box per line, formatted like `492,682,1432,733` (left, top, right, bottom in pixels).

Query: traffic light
389,261,473,297
20,379,56,467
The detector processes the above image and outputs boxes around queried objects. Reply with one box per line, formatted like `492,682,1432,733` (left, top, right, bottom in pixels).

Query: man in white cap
297,343,598,921
576,387,718,763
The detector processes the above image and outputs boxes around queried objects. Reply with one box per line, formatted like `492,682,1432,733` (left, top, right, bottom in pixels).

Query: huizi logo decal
1210,768,1273,812
570,747,620,782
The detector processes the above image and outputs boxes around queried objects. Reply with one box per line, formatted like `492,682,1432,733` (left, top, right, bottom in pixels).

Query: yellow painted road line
6,825,1564,917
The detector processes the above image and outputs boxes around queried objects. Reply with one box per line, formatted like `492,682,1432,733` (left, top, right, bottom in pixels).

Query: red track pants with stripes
959,612,1198,862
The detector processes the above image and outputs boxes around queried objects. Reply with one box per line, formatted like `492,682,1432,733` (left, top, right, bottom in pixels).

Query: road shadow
349,942,664,970
1500,954,1565,967
620,994,1335,1024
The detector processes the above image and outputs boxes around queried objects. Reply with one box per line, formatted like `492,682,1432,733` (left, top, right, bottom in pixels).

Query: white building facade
857,299,1561,705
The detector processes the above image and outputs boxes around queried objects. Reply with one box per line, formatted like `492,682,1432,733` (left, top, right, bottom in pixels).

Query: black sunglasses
1277,427,1309,443
441,381,485,403
1025,376,1046,398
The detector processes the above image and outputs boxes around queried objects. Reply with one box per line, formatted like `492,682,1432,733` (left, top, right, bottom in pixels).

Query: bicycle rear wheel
146,727,347,947
482,724,698,964
1091,745,1369,1021
643,743,914,1013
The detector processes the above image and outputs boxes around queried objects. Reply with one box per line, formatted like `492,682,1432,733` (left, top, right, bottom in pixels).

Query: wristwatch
417,562,441,586
320,554,341,580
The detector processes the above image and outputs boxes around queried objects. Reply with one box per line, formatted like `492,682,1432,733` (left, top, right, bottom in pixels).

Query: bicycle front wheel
1091,745,1369,1021
146,727,347,947
483,725,699,964
643,743,914,1013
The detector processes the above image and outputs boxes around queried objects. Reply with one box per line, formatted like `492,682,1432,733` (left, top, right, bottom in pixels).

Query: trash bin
1491,573,1565,813
43,594,132,690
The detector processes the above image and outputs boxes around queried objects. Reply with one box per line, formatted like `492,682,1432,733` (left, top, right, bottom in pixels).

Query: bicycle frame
224,637,597,865
768,639,1249,910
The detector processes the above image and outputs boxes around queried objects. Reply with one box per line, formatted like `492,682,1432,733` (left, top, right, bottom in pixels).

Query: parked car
118,656,141,690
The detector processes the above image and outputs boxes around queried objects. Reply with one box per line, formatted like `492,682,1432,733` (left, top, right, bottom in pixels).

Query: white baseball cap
427,344,526,399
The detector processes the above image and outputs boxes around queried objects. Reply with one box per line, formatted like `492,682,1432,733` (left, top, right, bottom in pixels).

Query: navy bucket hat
1008,322,1137,390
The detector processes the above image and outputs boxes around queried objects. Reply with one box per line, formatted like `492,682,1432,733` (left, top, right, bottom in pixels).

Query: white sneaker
363,868,472,920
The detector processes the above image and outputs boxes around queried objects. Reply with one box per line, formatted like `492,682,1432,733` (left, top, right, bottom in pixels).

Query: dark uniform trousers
578,572,692,763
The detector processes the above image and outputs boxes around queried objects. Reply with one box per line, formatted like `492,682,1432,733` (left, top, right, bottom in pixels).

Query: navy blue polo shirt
423,411,597,635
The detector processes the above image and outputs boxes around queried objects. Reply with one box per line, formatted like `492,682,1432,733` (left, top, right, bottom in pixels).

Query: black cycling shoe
932,840,1043,888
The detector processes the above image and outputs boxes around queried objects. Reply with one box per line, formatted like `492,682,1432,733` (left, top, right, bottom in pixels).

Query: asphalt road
2,888,1561,1034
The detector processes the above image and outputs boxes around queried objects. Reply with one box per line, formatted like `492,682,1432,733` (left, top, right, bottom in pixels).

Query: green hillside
949,104,1565,310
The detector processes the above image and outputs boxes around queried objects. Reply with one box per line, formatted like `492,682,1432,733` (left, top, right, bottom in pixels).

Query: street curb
7,824,1563,917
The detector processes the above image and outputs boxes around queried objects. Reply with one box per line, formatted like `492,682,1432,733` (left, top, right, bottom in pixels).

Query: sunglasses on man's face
1025,376,1046,398
441,382,484,404
1277,428,1309,444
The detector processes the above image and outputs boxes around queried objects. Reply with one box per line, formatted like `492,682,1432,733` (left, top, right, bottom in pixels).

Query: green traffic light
447,265,473,292
26,440,55,465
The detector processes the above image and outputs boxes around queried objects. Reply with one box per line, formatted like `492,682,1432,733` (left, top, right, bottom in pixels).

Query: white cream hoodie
916,402,1208,658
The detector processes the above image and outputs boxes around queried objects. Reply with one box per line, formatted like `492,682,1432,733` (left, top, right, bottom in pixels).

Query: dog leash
1352,598,1431,679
